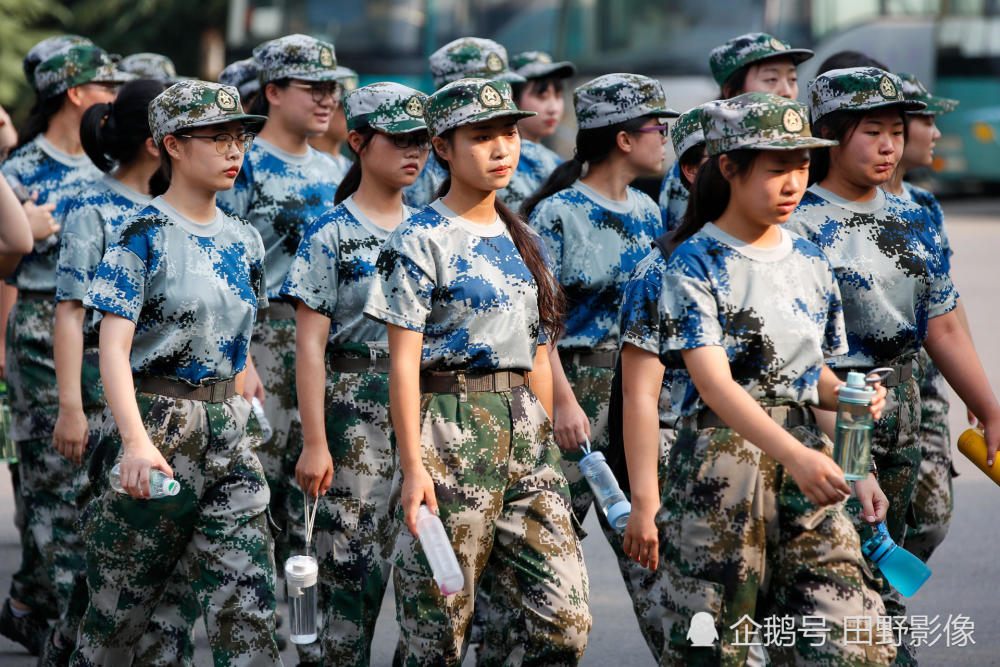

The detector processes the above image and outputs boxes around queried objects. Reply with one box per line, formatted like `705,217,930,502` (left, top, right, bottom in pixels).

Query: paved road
1,199,998,665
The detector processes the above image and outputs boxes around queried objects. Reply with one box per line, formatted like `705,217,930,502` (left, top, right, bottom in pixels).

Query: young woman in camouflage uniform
71,80,281,666
882,74,968,564
308,66,360,182
281,81,429,667
621,92,895,666
364,77,591,666
0,41,126,654
216,33,343,567
491,73,671,654
787,67,1000,664
659,32,813,232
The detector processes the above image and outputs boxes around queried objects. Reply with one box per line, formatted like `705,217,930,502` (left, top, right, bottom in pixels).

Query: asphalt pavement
1,199,998,665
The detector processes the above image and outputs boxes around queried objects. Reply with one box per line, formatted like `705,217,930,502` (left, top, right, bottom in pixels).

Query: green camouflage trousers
904,349,954,563
6,296,60,616
285,366,397,666
71,391,279,667
656,419,895,666
252,314,299,565
393,385,591,666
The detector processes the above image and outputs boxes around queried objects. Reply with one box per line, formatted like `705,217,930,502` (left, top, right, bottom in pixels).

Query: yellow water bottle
957,428,1000,486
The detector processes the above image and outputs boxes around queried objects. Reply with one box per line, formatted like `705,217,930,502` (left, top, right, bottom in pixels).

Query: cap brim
518,61,577,80
753,48,814,67
371,119,428,134
652,106,681,120
180,113,269,134
440,108,536,135
754,136,839,150
282,71,340,82
866,99,928,113
912,96,959,115
493,71,527,84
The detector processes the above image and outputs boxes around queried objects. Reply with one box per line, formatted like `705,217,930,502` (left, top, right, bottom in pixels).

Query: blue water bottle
860,522,931,597
578,438,631,530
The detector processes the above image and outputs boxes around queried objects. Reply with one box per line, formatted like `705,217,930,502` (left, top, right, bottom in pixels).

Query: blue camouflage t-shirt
657,161,689,233
281,196,415,351
786,185,957,368
84,197,267,385
2,136,102,291
620,223,847,417
364,200,543,371
901,181,951,272
402,158,446,210
216,138,341,300
530,180,661,350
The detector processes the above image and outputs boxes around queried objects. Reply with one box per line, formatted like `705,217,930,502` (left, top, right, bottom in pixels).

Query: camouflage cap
34,44,132,100
898,73,958,115
574,73,679,130
429,38,525,90
219,58,261,99
344,82,427,134
709,32,813,87
23,35,93,89
809,67,926,123
148,79,267,145
701,92,837,155
120,53,180,83
671,106,706,159
509,51,576,81
424,78,534,138
333,66,359,93
253,33,338,84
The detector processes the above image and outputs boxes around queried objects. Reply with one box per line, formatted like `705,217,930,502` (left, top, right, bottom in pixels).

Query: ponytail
667,149,758,255
434,129,566,341
80,79,166,173
333,126,375,205
16,94,65,148
520,115,650,219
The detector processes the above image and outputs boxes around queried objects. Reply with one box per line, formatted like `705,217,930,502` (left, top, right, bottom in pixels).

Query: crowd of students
0,25,995,667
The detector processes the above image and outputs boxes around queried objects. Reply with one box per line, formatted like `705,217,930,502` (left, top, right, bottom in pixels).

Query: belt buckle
209,381,227,403
457,372,468,402
369,346,378,374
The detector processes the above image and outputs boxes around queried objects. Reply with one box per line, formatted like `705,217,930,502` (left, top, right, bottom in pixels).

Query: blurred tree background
0,0,227,122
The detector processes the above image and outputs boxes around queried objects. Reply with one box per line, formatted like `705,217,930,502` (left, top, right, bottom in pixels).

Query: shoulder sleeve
363,223,435,332
55,201,107,303
82,238,148,322
528,197,565,282
618,254,665,356
281,213,339,318
660,248,723,359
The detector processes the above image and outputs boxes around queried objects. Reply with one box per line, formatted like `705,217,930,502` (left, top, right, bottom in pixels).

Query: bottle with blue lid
833,371,876,480
861,522,931,597
578,437,631,530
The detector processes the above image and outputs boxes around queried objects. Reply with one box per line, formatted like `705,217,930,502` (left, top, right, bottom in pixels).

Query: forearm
53,301,85,409
0,181,34,255
295,308,330,452
528,343,554,417
621,345,664,511
925,310,1000,422
547,344,575,407
816,365,844,411
0,284,17,348
387,324,425,476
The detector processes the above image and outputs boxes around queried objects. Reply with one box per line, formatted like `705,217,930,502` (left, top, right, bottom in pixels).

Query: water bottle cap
839,372,875,404
607,500,631,531
164,480,180,496
860,523,896,564
284,555,318,588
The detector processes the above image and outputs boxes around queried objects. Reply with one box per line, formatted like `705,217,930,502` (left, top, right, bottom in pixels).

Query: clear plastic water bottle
578,439,631,530
833,371,876,481
416,505,464,595
860,522,931,597
109,462,180,498
284,554,318,644
251,397,274,442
